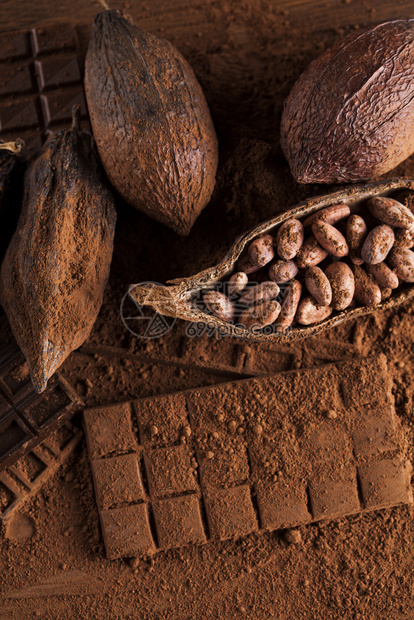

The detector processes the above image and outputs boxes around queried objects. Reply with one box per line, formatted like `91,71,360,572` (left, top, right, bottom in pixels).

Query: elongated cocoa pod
85,9,218,236
0,110,117,393
281,20,414,184
129,178,414,343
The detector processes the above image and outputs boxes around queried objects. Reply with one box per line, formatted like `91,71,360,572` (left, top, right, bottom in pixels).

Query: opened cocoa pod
85,9,218,236
0,108,117,392
129,178,414,343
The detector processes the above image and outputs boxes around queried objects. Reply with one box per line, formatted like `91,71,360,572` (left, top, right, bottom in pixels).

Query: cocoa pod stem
0,139,24,155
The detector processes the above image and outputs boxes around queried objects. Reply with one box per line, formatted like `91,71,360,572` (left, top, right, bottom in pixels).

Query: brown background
1,1,414,619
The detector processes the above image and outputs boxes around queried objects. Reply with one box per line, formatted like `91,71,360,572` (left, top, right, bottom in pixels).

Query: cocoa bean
361,225,395,264
295,236,328,268
239,300,281,330
295,297,333,325
275,279,302,330
312,221,348,257
368,196,414,229
204,291,234,322
276,219,304,260
268,259,299,283
346,214,368,265
325,262,354,311
305,266,332,306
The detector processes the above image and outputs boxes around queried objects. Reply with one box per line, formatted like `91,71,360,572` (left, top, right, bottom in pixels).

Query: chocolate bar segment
0,420,82,522
0,344,82,471
85,355,411,560
0,24,87,156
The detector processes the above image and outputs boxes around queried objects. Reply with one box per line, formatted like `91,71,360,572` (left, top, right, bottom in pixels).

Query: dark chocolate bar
0,420,82,522
0,24,88,156
83,355,412,560
0,343,83,471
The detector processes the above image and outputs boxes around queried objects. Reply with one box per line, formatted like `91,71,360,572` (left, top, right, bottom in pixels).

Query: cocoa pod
129,178,414,343
0,109,117,392
281,20,414,183
85,10,218,235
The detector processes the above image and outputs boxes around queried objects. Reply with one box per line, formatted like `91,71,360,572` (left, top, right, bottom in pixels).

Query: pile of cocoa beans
203,195,414,331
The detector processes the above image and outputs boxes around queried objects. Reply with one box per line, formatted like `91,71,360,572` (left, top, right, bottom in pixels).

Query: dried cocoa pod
281,20,414,183
85,9,218,235
129,178,414,344
0,109,117,392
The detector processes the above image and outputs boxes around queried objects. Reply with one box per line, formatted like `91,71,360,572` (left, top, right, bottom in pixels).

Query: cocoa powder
2,5,414,620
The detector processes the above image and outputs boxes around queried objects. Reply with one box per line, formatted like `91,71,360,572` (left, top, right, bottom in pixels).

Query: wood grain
1,0,413,35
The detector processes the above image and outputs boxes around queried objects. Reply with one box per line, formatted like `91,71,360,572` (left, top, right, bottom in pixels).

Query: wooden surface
1,0,413,36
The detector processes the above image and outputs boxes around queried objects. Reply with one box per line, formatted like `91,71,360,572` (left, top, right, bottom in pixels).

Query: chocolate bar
83,355,412,560
0,24,88,157
0,343,83,471
0,420,82,522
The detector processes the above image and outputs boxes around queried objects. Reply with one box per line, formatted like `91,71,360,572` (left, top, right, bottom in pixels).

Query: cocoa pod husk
0,109,117,392
129,178,414,343
281,20,414,184
84,9,218,236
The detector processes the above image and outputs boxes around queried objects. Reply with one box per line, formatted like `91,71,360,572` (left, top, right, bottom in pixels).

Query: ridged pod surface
0,111,117,393
85,10,218,235
281,20,414,184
